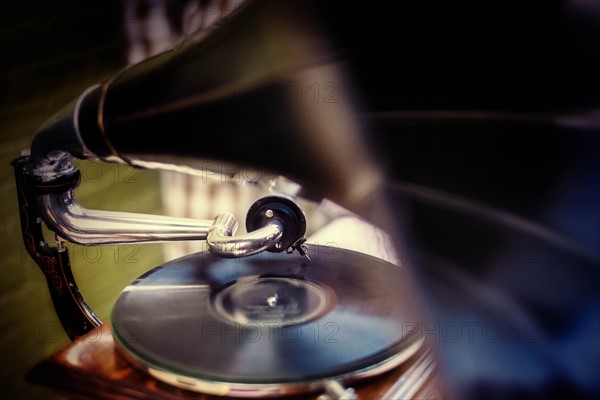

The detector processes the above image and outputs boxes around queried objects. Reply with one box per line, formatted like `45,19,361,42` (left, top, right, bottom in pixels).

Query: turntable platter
111,247,423,396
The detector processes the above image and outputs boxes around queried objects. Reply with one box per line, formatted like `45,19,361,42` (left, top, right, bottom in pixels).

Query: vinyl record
111,246,423,396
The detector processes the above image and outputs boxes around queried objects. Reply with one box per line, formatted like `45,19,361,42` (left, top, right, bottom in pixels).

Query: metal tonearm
26,150,307,257
12,149,308,339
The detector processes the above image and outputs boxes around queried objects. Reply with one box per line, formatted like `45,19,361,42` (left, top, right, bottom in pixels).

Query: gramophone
11,0,600,399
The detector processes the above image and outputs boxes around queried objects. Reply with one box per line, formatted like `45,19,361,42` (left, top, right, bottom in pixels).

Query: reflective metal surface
40,190,216,245
207,213,284,257
27,150,306,258
40,190,289,258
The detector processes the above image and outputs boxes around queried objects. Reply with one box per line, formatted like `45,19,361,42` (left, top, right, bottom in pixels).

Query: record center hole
266,294,279,307
213,277,335,325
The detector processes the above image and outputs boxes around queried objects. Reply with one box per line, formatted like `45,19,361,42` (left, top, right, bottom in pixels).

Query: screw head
265,209,274,218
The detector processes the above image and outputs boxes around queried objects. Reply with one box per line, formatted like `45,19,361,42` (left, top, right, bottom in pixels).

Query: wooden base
27,324,448,399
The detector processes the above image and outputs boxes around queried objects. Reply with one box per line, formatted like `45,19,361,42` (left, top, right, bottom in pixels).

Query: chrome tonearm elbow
207,213,284,258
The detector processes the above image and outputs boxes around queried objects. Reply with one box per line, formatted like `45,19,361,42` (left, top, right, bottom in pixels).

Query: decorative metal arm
12,151,308,339
12,156,101,340
23,151,305,255
41,190,288,257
